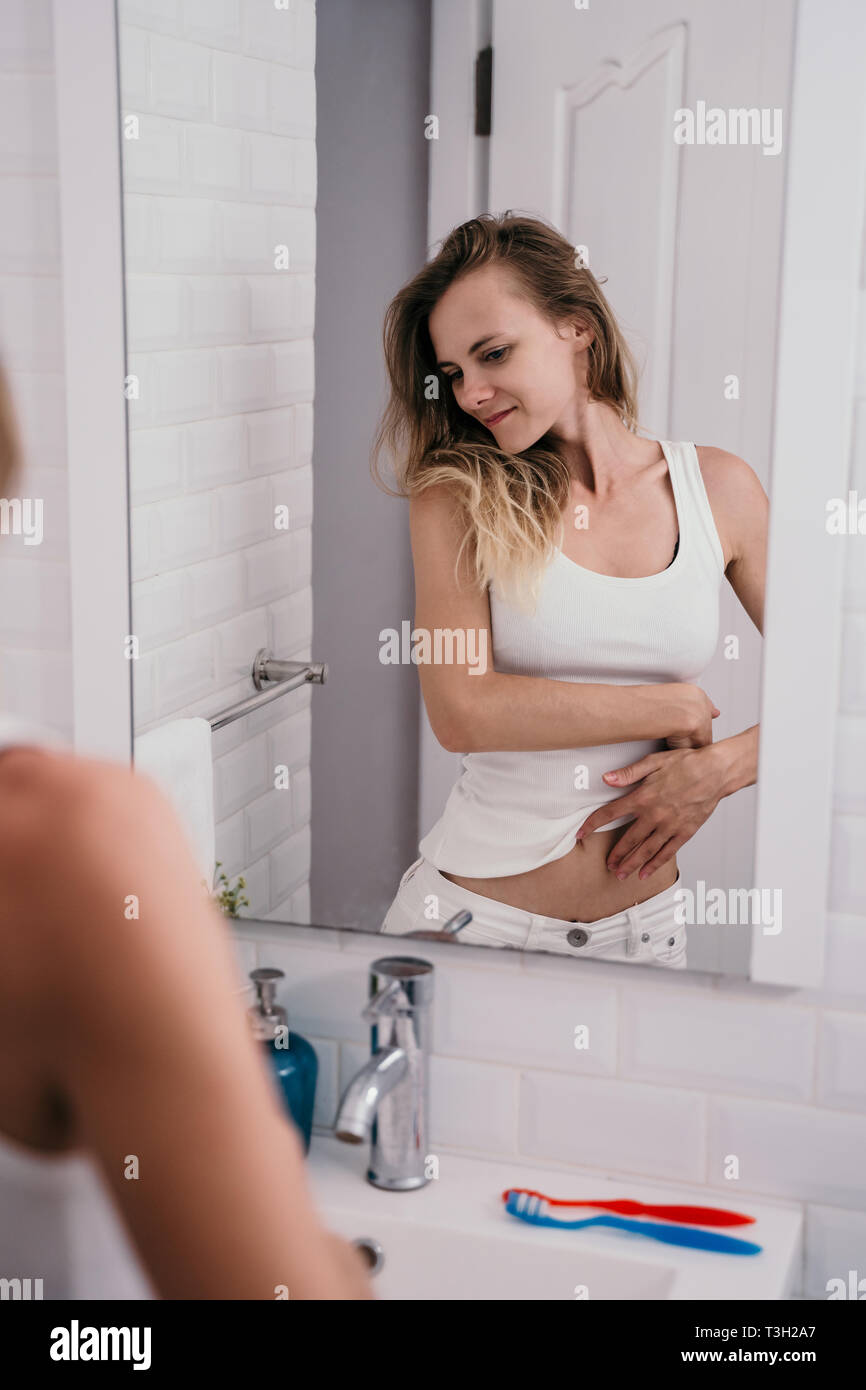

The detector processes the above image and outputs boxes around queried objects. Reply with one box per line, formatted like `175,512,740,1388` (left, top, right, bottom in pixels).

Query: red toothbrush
501,1187,755,1227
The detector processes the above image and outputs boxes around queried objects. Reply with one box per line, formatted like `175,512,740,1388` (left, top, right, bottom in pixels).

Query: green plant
203,860,250,918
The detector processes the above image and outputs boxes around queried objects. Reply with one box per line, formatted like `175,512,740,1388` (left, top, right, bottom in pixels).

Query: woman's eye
444,347,508,385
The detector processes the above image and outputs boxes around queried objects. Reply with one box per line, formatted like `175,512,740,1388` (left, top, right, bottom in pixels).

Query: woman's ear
572,320,595,351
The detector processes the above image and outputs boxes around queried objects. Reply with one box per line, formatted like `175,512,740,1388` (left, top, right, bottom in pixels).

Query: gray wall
311,0,431,928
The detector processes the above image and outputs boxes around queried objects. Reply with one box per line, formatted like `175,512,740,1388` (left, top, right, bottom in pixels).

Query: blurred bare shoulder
0,745,206,963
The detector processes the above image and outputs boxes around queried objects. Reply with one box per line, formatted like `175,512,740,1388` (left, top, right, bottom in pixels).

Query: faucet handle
361,978,405,1022
403,908,473,942
440,909,472,935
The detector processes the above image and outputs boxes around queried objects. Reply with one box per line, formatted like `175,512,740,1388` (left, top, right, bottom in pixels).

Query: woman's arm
0,748,373,1300
410,485,718,753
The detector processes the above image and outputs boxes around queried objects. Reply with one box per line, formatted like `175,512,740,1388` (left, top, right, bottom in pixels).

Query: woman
0,362,372,1299
373,212,766,967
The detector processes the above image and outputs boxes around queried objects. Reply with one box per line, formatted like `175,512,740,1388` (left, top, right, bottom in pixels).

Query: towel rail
207,649,327,731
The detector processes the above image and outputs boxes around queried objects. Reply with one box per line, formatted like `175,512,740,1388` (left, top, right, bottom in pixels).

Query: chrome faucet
334,912,470,1189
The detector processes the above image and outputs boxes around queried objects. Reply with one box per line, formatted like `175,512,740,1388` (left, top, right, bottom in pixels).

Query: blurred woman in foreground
0,360,372,1300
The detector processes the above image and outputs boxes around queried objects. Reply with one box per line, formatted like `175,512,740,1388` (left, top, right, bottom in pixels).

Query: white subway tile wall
119,0,317,922
0,0,73,733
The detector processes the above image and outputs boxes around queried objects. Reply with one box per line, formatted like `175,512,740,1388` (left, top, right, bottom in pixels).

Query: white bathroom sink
307,1135,802,1301
321,1202,675,1299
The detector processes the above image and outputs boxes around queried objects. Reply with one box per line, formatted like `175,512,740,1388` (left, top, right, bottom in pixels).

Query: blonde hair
0,357,22,498
371,211,641,611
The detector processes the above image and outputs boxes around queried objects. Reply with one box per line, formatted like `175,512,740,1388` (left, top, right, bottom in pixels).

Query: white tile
186,552,245,627
828,815,866,916
269,65,315,137
803,1204,866,1300
241,0,304,65
434,964,618,1074
128,425,184,504
213,729,268,818
838,614,866,713
519,1072,706,1181
121,113,184,193
622,993,815,1100
132,570,188,647
708,1095,866,1208
247,405,295,471
817,1011,866,1111
182,0,242,50
212,49,269,130
429,1055,518,1155
185,123,243,196
186,275,248,345
268,823,311,904
833,714,866,813
214,476,274,549
213,606,268,685
148,33,211,121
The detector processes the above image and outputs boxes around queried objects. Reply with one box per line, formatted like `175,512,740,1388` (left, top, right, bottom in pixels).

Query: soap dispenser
248,967,318,1154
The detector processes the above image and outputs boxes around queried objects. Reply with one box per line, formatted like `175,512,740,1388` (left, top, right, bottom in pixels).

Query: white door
423,0,796,973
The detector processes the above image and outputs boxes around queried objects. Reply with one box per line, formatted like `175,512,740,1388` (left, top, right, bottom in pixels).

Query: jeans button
566,927,589,947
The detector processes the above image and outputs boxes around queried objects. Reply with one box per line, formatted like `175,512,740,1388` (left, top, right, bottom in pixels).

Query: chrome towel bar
207,648,327,730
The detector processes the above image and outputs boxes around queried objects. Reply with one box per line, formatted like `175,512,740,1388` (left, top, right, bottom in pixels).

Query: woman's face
428,262,591,450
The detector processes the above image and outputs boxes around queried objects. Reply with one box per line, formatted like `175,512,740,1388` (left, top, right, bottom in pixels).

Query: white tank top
0,716,155,1299
418,440,726,876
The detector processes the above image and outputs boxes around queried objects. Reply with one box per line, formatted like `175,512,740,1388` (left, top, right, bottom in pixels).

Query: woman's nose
456,375,494,409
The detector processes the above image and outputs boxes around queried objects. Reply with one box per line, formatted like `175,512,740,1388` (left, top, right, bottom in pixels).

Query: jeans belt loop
526,915,546,949
625,904,645,957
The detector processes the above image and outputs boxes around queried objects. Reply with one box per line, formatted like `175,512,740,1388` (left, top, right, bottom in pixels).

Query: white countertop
307,1133,802,1300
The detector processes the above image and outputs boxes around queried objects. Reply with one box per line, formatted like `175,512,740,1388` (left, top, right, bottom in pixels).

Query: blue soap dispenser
248,967,318,1154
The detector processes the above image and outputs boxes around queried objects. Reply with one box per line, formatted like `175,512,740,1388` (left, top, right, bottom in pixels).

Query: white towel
133,717,215,891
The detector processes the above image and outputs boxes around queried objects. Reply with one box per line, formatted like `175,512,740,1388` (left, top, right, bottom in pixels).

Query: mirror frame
54,0,866,986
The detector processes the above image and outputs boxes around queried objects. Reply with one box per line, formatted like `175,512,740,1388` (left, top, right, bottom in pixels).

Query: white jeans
381,856,688,969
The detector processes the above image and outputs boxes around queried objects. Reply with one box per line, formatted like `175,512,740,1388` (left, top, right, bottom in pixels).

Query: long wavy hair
0,357,22,497
371,211,642,612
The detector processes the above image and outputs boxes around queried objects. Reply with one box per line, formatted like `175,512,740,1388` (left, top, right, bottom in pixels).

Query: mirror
117,0,812,977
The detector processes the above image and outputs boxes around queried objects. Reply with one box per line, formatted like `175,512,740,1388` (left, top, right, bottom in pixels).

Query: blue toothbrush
504,1191,762,1254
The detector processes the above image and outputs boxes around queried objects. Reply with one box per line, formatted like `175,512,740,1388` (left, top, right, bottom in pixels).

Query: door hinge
475,44,492,136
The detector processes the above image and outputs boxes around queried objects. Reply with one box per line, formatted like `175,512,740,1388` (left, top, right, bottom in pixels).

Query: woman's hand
666,684,721,749
574,743,728,880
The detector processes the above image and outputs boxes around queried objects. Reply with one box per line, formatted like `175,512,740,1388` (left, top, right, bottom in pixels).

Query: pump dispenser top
248,966,289,1041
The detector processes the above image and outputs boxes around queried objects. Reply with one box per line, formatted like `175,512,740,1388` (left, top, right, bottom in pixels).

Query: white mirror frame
54,0,132,764
54,0,865,987
750,0,866,986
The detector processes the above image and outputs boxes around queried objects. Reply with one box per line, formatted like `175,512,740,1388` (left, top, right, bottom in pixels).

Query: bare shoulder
0,746,165,873
693,445,769,568
0,745,203,973
408,479,477,586
408,479,468,540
